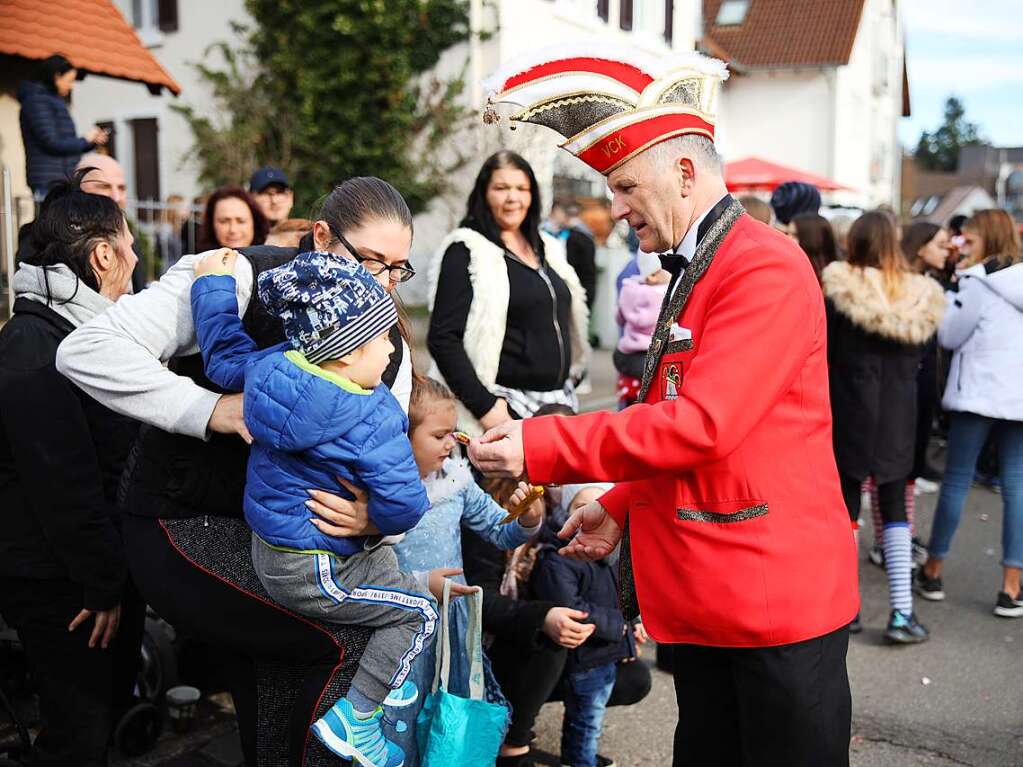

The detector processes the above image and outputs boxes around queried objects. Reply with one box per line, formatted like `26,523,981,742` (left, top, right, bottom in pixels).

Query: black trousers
489,636,568,747
0,576,145,767
840,474,907,526
671,626,851,767
123,515,343,767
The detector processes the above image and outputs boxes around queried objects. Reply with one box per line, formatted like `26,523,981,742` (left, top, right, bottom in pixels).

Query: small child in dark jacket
532,483,634,767
190,248,439,767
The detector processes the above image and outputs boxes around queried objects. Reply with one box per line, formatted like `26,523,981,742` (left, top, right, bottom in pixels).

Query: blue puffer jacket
17,81,93,190
191,273,429,555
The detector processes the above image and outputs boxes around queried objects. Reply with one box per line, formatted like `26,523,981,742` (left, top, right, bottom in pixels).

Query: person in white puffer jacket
918,209,1023,618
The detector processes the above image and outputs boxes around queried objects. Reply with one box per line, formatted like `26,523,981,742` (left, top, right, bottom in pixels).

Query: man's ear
677,156,698,197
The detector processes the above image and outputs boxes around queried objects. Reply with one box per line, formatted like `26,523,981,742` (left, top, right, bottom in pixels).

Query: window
131,118,161,214
664,0,674,43
132,0,177,41
620,0,633,30
597,0,609,22
715,0,749,26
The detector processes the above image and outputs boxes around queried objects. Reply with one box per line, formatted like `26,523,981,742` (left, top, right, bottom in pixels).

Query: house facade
704,0,909,208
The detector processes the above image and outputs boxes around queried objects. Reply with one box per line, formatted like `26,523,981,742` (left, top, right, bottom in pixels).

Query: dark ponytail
36,54,75,94
314,177,416,374
22,168,126,296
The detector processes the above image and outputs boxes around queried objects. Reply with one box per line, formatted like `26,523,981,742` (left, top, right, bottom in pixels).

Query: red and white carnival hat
483,44,728,175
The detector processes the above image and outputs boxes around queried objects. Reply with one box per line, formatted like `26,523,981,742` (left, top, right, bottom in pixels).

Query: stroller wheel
113,702,162,757
138,616,178,702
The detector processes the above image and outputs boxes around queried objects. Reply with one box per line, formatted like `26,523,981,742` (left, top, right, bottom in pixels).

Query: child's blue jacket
191,273,429,556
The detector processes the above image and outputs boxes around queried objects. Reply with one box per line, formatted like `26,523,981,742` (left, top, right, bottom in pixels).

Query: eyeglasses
330,225,416,283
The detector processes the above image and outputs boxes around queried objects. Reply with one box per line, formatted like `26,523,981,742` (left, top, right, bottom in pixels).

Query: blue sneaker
382,679,418,708
311,699,405,767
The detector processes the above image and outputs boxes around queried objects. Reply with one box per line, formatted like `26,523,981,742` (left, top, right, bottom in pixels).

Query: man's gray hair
645,135,722,175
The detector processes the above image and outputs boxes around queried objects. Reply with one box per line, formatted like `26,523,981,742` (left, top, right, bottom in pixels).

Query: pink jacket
617,276,669,354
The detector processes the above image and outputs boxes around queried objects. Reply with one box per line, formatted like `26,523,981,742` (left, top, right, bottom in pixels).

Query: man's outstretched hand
468,420,525,478
557,501,622,560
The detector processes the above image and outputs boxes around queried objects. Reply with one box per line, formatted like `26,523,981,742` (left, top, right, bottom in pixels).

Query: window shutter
158,0,178,32
620,0,633,31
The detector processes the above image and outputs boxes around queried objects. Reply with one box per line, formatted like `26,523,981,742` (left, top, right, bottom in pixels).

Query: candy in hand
452,431,472,446
500,485,544,525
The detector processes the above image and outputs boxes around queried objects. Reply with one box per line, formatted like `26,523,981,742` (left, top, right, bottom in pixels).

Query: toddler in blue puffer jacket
190,248,442,767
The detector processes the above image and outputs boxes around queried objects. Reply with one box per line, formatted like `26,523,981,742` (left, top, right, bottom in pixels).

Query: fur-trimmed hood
822,261,945,345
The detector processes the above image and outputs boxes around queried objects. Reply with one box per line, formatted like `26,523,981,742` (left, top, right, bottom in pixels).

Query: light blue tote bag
416,581,508,766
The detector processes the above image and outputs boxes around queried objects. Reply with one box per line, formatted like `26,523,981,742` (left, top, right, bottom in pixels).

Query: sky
899,0,1023,150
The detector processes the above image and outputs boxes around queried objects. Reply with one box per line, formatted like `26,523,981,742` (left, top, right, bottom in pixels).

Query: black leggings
840,475,907,526
123,515,365,767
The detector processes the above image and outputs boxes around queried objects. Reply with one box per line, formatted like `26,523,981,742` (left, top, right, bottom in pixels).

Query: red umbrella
724,157,849,192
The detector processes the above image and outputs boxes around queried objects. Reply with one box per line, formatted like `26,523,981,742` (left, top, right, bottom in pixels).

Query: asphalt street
529,480,1023,767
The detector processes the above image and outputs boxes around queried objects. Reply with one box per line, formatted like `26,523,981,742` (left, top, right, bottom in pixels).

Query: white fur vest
426,227,591,434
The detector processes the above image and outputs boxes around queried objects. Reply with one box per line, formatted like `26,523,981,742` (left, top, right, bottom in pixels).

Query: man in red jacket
470,47,858,766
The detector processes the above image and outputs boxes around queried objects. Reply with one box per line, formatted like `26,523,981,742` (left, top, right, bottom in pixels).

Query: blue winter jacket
190,274,429,556
17,81,93,190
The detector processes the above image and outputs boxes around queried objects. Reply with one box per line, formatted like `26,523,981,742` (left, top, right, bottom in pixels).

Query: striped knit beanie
257,251,398,364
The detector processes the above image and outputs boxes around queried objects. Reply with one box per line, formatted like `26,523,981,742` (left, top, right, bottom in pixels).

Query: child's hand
427,567,480,602
510,481,544,528
194,248,239,278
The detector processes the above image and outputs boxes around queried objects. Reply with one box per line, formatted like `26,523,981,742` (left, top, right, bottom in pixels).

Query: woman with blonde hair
822,211,945,642
918,209,1023,618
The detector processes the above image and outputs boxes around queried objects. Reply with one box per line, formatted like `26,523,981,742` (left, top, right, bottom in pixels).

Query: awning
0,0,180,95
725,157,848,192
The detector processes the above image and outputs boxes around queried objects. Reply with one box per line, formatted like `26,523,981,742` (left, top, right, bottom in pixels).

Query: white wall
716,69,833,177
71,0,250,201
833,0,902,207
714,0,905,208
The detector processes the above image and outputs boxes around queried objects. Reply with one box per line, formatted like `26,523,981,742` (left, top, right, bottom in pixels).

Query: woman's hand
86,126,109,146
69,604,121,649
194,248,239,278
510,482,544,528
307,477,379,537
542,607,596,649
208,393,253,444
479,398,512,431
427,568,480,602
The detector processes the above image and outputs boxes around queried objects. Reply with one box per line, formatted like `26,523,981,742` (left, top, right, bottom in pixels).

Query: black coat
0,299,138,609
821,263,944,484
563,228,598,310
428,233,575,419
17,81,93,190
531,523,632,673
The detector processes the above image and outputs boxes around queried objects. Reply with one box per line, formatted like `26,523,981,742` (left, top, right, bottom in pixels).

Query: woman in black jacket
822,212,944,645
0,176,142,766
426,151,590,434
17,55,108,198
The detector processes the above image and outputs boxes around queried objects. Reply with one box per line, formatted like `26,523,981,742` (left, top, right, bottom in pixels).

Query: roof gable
0,0,180,95
703,0,866,70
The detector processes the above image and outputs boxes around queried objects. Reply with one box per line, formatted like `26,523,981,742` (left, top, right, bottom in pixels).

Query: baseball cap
249,166,291,193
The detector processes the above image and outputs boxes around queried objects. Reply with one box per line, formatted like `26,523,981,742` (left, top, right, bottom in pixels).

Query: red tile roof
702,0,866,70
0,0,180,95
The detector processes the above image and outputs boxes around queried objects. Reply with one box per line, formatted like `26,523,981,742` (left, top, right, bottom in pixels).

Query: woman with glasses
426,150,591,434
56,177,418,767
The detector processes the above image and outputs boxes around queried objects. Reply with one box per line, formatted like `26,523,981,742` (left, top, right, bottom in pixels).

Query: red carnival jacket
522,206,858,648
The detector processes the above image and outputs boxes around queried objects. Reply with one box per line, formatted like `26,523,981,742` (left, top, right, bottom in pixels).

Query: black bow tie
659,251,690,276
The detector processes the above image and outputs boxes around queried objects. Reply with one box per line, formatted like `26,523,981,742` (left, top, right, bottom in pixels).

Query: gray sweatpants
251,535,437,704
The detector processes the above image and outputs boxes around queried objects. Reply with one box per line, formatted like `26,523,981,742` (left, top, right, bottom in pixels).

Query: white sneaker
915,477,939,494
